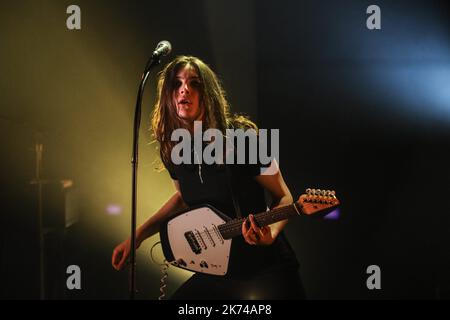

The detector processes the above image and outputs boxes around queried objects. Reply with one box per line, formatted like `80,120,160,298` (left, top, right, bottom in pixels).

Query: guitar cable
150,241,178,300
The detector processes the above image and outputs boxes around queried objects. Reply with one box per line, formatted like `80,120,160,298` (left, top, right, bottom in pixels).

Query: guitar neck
218,203,303,240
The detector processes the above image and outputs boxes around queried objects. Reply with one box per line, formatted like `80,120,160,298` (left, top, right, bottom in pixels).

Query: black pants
170,267,306,300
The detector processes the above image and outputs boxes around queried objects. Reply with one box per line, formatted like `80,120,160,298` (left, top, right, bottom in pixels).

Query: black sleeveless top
164,142,299,278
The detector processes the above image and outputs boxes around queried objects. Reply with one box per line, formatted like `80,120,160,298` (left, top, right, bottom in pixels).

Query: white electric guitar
159,188,340,276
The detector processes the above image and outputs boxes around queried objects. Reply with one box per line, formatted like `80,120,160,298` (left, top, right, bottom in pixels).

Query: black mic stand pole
34,132,45,300
130,56,162,300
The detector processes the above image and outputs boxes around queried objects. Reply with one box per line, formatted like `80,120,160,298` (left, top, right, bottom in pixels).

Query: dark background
0,0,449,299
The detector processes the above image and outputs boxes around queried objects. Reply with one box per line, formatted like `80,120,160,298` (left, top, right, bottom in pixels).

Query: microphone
152,40,172,59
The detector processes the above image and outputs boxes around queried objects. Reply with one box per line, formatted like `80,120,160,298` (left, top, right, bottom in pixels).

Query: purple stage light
324,208,340,220
106,204,122,216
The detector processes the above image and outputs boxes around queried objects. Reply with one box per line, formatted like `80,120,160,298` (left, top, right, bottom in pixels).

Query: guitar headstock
296,188,340,216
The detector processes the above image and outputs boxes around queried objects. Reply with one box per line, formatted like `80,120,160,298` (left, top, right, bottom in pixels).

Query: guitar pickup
184,231,202,254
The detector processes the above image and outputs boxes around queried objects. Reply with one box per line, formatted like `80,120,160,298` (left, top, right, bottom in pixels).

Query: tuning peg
317,189,324,199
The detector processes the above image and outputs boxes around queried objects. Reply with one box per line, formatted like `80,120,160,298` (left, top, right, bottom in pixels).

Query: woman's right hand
112,239,131,271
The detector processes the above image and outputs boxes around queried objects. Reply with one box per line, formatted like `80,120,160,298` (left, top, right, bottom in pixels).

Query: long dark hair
151,56,256,166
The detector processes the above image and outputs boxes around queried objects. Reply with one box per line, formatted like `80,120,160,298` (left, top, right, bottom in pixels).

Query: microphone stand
130,56,163,300
34,132,45,300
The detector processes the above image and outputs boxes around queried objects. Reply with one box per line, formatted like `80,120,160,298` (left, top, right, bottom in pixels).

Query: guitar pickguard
162,206,232,276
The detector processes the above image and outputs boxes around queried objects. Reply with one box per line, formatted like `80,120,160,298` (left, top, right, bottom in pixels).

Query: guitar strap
225,164,242,218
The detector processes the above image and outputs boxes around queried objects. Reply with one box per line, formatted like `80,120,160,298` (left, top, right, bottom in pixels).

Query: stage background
0,0,449,299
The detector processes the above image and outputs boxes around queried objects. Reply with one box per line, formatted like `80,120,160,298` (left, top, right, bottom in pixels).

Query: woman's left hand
241,214,276,246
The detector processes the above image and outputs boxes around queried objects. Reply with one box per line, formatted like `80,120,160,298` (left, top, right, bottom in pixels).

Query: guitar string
188,197,335,238
192,205,296,239
217,198,334,234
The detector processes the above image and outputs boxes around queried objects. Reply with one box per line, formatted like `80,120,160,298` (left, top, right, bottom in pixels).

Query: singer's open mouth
178,98,192,106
